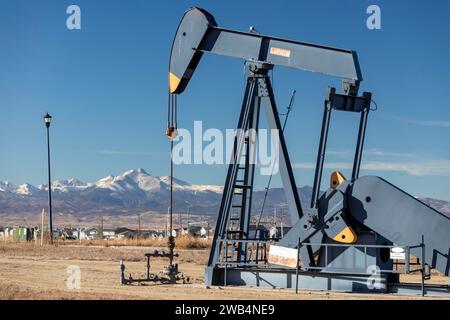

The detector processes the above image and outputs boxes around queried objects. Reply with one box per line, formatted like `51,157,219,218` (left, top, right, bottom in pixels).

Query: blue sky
0,0,449,201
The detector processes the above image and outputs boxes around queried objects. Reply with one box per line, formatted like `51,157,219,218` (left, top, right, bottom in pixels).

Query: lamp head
44,112,52,128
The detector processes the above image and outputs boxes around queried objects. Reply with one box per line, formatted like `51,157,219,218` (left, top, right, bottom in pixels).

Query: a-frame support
206,65,303,279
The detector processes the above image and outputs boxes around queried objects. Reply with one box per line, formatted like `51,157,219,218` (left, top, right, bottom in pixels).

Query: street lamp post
44,112,53,244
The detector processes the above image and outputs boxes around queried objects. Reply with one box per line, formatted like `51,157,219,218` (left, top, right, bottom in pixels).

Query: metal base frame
205,267,450,297
389,283,450,297
206,266,389,293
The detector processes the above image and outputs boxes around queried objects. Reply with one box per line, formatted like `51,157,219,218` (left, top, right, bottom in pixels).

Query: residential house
79,227,99,240
0,227,35,241
114,227,136,239
102,229,116,240
188,226,209,238
61,228,79,240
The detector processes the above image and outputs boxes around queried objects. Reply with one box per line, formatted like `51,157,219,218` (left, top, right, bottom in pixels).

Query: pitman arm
169,7,363,95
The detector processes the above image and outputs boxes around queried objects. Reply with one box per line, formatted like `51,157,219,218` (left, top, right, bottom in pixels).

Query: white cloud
294,162,352,170
293,160,450,177
390,116,450,128
318,148,415,159
96,149,166,156
361,160,450,176
364,148,415,158
325,150,354,157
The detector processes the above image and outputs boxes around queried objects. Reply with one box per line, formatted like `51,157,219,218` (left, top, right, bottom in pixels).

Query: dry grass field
54,236,212,249
0,241,449,300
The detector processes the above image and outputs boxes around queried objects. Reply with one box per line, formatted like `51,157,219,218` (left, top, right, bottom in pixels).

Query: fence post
405,246,410,273
295,237,301,294
146,255,151,280
120,260,126,285
421,235,425,297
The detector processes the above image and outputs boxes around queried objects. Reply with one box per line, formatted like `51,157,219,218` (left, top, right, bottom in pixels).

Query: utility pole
274,207,277,227
137,213,141,242
43,112,53,244
40,208,45,246
166,207,170,238
100,216,104,240
187,210,190,235
280,207,285,238
168,138,175,265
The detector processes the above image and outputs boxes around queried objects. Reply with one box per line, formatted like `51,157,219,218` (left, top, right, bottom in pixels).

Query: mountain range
0,168,449,224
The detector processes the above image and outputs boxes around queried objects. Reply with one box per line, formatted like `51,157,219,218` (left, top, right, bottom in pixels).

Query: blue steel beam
169,7,362,94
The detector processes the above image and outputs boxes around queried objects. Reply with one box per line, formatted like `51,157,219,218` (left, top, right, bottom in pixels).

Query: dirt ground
0,243,448,300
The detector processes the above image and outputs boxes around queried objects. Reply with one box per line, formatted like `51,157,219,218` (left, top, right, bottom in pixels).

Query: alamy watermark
64,5,380,31
66,5,81,30
366,265,382,289
367,5,381,30
66,265,81,290
171,121,280,176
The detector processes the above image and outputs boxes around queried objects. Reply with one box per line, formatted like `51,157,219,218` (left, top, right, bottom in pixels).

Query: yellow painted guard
330,171,346,189
169,72,181,93
332,226,357,243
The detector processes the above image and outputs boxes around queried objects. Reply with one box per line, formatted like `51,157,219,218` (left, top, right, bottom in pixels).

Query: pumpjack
167,7,450,295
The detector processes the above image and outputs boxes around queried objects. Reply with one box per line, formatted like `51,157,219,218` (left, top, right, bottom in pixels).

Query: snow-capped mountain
0,181,17,192
87,168,223,195
16,183,42,196
95,168,158,192
53,178,89,189
0,169,449,219
0,169,226,217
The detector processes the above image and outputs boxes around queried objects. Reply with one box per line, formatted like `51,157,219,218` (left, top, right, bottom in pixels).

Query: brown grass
52,236,212,249
174,236,211,249
0,240,210,265
1,242,449,300
2,235,212,249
